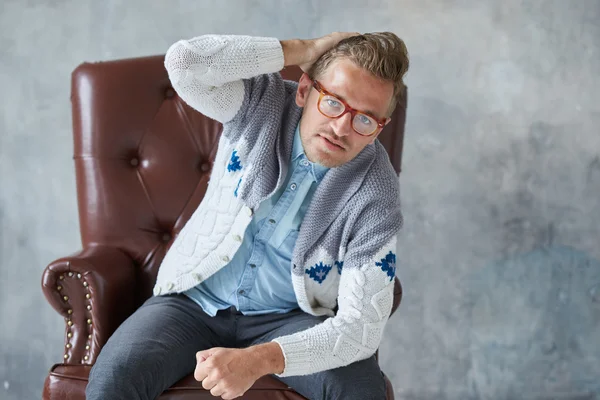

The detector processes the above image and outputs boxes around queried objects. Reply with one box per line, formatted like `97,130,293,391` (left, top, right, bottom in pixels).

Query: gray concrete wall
1,0,598,399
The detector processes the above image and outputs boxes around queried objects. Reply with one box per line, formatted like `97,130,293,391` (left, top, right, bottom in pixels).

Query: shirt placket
236,158,311,310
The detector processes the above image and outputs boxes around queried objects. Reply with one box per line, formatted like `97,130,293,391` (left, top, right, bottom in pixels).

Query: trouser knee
86,352,154,400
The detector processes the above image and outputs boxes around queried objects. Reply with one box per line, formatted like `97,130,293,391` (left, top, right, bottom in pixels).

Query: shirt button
300,159,309,167
290,183,297,191
153,285,162,295
232,234,242,242
269,219,276,224
192,273,201,281
166,282,174,290
238,289,245,295
221,255,230,263
245,206,253,217
249,264,256,268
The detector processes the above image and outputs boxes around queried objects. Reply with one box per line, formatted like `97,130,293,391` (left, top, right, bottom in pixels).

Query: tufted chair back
41,55,407,400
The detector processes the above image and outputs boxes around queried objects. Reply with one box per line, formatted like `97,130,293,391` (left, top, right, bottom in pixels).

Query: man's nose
331,112,353,137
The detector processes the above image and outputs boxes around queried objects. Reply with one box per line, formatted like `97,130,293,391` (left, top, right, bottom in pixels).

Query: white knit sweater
158,34,403,377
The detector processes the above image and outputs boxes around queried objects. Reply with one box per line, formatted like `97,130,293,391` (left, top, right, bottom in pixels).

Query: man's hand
194,342,285,399
281,32,361,73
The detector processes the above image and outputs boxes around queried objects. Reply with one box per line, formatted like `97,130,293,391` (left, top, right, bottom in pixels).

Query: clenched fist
194,342,285,399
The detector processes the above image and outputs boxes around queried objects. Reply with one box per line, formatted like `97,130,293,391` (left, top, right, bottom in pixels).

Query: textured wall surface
1,1,599,399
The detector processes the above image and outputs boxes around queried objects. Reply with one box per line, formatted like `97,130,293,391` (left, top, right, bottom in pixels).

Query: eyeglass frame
311,80,390,136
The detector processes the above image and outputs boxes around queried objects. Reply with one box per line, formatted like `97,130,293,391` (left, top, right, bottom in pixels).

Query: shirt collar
292,124,329,182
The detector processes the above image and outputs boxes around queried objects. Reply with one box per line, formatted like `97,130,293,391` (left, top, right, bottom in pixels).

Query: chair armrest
375,277,403,363
41,245,137,365
391,277,403,316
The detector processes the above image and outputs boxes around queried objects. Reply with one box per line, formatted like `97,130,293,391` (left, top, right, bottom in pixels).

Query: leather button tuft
161,233,171,242
165,87,175,98
130,158,139,167
200,163,210,172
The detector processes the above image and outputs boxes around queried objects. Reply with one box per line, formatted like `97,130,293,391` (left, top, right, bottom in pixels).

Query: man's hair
308,32,409,116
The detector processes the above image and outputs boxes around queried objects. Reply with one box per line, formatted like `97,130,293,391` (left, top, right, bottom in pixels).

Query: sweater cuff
271,336,313,377
251,37,285,75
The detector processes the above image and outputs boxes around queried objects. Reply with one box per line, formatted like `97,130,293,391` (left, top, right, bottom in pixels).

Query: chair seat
44,364,307,399
43,363,394,399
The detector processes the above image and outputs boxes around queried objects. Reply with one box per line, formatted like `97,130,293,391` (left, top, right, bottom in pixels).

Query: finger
196,350,210,363
201,376,216,391
222,391,243,400
196,347,223,361
209,383,226,397
342,32,360,41
194,364,209,382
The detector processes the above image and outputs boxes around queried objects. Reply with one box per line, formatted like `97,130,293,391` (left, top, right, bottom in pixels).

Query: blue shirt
184,125,329,316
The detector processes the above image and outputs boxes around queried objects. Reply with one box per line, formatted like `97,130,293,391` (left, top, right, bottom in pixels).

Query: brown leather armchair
41,55,407,400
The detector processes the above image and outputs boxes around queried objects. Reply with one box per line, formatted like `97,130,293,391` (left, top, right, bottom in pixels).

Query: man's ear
295,73,313,108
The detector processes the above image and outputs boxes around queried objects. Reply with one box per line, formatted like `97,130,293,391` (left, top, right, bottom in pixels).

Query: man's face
295,58,394,168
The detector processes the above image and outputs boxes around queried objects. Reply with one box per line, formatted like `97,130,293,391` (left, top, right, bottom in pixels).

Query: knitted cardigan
156,34,403,377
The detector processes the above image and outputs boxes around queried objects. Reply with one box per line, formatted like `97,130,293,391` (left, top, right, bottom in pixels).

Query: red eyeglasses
312,80,389,136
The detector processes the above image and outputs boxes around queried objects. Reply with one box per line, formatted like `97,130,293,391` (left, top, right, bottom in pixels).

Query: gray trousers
86,294,386,400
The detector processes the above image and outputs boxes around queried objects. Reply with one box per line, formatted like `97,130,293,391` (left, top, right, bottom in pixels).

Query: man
86,31,409,400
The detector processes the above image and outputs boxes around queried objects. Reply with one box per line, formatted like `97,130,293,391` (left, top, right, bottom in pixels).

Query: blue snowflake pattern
234,178,242,197
227,150,242,172
375,251,396,281
305,262,332,284
335,261,344,275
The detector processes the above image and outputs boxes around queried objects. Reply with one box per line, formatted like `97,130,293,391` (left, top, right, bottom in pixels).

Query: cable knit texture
158,35,403,376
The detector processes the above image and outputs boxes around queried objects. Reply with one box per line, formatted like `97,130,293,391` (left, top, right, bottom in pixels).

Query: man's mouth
319,134,345,150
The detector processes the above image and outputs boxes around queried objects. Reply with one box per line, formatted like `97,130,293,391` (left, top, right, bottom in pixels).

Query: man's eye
326,99,341,108
358,115,372,125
